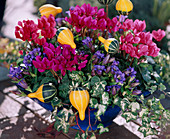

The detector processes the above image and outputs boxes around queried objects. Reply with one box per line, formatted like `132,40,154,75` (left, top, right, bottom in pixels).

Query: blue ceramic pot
17,85,150,131
71,105,121,131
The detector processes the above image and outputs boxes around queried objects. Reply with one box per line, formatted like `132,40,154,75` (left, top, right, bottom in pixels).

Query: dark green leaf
90,76,100,86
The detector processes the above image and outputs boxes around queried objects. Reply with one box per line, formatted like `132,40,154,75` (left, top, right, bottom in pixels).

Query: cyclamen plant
8,2,170,139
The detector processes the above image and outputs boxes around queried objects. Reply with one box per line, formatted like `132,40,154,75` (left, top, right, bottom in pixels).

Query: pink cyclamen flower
133,19,146,33
32,56,54,72
152,29,166,41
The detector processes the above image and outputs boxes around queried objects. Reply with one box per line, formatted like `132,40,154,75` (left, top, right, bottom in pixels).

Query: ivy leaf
91,81,107,97
95,104,107,120
113,96,122,106
149,85,157,94
97,123,109,135
138,125,158,137
58,108,73,121
81,132,88,139
101,92,110,105
120,98,130,111
159,83,166,91
54,116,70,133
129,102,140,112
90,133,96,139
75,132,80,139
139,107,149,118
90,76,100,86
122,112,137,122
89,98,98,108
159,94,165,99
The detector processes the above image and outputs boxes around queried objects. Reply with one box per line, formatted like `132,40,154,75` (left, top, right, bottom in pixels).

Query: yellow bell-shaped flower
56,27,76,49
98,36,119,54
116,0,133,15
28,83,57,103
39,4,62,18
69,87,90,121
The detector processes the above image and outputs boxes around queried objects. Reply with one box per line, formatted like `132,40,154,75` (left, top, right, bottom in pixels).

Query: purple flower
65,6,75,17
94,65,105,76
8,65,22,79
82,37,92,47
116,15,128,22
106,85,121,95
94,51,105,62
23,48,41,68
17,79,28,89
56,18,65,26
124,67,137,78
112,60,119,66
23,55,33,67
114,70,125,84
111,65,119,74
132,89,142,95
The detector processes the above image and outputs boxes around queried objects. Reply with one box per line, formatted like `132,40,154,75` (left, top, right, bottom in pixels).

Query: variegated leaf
101,92,110,105
129,102,140,112
97,123,109,135
122,111,137,122
90,98,98,108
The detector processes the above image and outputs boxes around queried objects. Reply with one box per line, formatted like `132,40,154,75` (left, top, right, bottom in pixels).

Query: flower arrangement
8,0,170,138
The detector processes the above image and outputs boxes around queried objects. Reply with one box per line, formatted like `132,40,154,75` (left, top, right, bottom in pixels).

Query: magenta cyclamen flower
152,29,166,42
15,14,57,45
32,56,54,72
33,43,88,76
65,3,118,33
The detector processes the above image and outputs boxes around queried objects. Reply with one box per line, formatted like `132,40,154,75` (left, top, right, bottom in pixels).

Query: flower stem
106,5,108,18
50,69,58,81
130,57,134,67
88,107,93,132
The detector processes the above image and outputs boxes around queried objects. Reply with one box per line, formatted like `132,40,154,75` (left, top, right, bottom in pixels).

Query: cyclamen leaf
129,102,140,112
51,97,62,108
97,123,109,135
122,112,137,122
91,76,100,86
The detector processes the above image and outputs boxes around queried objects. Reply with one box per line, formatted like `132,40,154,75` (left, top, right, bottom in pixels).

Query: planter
17,85,150,131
